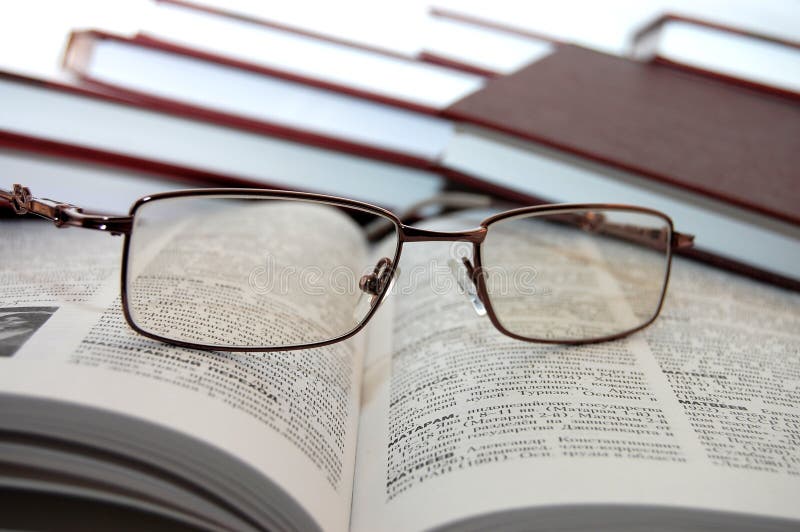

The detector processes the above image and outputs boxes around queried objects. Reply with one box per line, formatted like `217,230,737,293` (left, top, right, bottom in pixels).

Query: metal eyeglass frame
1,184,694,352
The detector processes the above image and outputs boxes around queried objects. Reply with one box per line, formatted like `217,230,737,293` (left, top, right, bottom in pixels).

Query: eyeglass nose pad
448,257,487,317
354,257,395,321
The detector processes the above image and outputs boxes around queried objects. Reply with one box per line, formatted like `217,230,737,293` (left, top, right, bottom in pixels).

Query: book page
351,215,800,531
0,208,370,532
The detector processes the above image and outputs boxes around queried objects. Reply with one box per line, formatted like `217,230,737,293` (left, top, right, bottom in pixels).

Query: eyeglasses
2,184,694,352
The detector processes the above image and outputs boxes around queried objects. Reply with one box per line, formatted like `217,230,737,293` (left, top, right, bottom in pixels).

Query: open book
0,202,798,531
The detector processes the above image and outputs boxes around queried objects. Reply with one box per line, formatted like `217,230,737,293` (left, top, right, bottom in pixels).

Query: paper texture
2,210,798,531
0,219,365,531
351,216,800,531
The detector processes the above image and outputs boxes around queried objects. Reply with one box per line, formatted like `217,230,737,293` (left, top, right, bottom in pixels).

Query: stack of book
1,1,798,530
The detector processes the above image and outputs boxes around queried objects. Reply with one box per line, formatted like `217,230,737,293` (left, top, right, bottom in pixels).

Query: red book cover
444,44,800,226
78,26,800,228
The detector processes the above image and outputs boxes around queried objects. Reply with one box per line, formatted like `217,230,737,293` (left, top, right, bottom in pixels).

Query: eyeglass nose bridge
400,225,487,243
398,225,488,317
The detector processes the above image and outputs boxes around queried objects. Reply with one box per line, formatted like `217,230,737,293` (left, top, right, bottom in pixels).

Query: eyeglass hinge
671,231,695,250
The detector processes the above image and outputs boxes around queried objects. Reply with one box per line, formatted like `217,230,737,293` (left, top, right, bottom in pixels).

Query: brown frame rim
116,190,679,351
473,203,675,345
121,188,404,352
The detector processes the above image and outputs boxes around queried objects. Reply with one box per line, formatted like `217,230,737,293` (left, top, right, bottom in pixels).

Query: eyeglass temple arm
0,184,132,235
542,210,696,252
367,192,694,251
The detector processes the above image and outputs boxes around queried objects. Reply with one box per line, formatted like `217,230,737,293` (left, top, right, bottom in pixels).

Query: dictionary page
0,206,371,532
351,215,800,531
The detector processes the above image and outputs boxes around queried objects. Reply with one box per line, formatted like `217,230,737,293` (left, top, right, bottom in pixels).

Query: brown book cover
444,44,800,226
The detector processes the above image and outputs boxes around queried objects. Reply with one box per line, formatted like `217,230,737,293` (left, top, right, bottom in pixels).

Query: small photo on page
0,307,58,357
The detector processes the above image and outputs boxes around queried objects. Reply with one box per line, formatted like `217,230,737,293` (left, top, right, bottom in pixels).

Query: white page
0,78,444,210
0,217,369,531
441,129,800,283
423,16,555,74
141,1,485,110
655,21,800,93
166,0,427,58
151,0,554,75
84,39,455,161
0,0,427,80
431,0,800,56
351,216,800,531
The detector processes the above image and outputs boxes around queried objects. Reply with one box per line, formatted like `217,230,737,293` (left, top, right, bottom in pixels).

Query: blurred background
1,0,799,285
2,0,799,79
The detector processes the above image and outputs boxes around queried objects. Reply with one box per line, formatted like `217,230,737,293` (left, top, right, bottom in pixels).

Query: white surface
87,39,454,160
0,0,148,80
658,21,800,93
0,0,429,81
0,77,444,210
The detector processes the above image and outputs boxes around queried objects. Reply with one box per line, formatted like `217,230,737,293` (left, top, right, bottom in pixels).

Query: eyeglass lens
480,208,671,342
125,195,399,349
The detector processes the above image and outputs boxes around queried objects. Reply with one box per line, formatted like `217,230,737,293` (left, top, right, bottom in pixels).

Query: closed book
134,1,800,226
61,25,800,289
441,45,800,290
149,0,557,77
629,13,800,101
445,43,800,226
0,70,445,212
